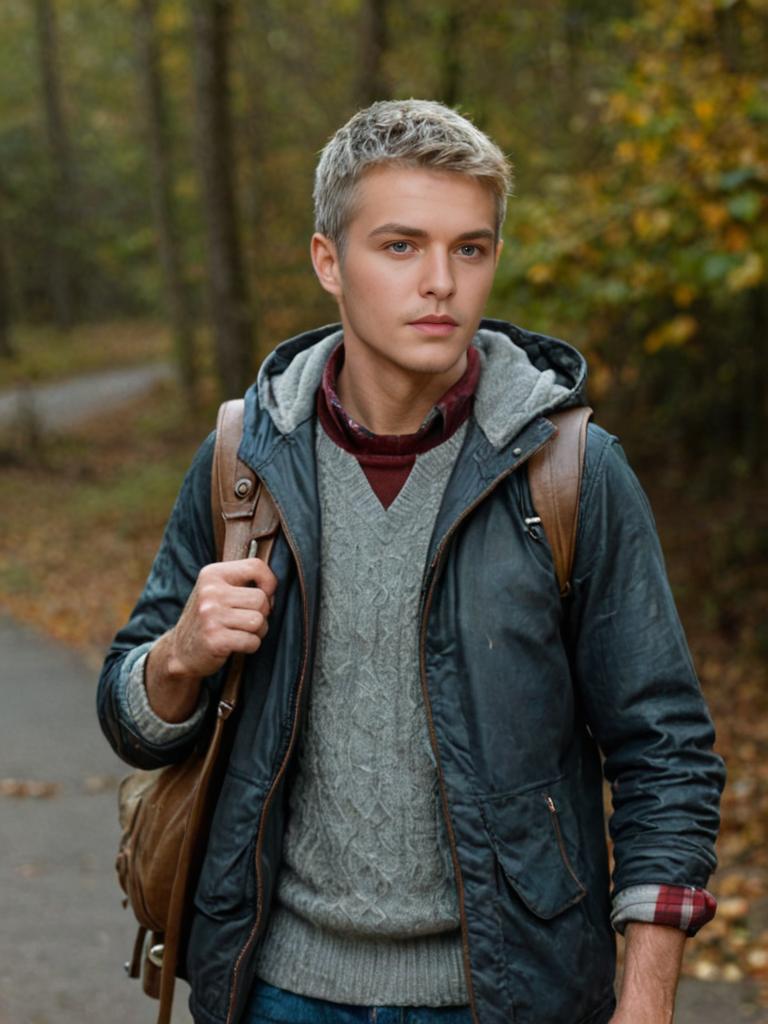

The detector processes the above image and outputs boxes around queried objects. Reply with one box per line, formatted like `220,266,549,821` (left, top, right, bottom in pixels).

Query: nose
419,248,455,301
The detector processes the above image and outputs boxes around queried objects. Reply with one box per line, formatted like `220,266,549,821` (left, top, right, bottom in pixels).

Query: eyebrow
368,222,496,243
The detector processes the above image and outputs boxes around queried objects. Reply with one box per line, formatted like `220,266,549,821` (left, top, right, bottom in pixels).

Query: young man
98,100,725,1024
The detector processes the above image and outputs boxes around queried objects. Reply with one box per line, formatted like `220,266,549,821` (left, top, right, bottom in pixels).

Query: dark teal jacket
98,320,724,1024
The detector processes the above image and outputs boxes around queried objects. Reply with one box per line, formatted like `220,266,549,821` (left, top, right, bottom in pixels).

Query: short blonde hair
314,99,513,251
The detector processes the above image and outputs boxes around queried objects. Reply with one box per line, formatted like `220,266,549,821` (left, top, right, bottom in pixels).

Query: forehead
347,164,496,236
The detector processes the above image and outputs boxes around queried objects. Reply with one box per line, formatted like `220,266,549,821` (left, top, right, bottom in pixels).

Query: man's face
312,164,502,381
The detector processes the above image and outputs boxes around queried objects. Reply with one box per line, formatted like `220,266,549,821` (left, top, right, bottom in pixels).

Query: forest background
0,0,766,1006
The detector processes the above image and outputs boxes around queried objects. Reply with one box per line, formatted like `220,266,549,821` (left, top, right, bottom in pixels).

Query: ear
311,233,343,298
493,238,504,268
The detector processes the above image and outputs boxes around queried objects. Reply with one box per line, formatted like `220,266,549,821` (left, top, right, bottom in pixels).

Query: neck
336,348,468,436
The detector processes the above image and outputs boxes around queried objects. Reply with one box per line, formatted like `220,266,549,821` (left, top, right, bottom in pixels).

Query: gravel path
0,363,173,432
0,616,764,1023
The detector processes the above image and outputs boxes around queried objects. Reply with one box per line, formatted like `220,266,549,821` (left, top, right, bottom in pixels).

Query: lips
408,315,459,336
410,315,458,326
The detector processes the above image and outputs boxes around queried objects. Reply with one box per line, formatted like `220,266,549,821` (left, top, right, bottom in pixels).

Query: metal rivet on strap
148,943,164,968
234,477,253,498
513,447,522,456
218,699,235,719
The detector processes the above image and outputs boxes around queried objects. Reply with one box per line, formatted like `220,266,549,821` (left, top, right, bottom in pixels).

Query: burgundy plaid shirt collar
319,341,480,455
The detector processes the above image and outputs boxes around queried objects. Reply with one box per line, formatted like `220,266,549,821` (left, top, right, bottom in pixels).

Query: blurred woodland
0,0,767,1004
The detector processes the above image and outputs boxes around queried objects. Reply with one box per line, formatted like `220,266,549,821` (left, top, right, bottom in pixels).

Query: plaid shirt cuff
611,884,717,937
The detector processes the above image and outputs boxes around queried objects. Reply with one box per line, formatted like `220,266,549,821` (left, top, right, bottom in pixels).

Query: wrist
614,922,684,1024
612,998,674,1024
165,643,201,687
145,632,203,722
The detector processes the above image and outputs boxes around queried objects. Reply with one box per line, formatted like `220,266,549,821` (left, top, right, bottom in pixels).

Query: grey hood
254,318,587,451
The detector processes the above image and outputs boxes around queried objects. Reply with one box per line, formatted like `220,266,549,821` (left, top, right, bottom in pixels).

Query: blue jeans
245,980,473,1024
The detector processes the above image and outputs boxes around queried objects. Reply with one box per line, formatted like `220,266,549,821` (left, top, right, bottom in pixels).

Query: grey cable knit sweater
253,423,469,1006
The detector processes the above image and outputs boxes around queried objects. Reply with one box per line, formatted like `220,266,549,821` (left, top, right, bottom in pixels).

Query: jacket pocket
480,776,587,919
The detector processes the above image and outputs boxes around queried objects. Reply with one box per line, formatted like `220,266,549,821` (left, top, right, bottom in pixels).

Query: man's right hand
144,558,278,723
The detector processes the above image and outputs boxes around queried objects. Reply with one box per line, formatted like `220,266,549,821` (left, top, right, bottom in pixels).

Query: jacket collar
239,318,587,473
237,319,581,618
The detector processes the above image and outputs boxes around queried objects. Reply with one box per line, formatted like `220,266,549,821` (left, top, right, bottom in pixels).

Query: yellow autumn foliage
700,203,729,231
644,315,698,354
674,284,697,308
501,0,768,374
693,98,716,123
615,140,636,164
726,252,764,292
632,208,673,242
526,263,554,286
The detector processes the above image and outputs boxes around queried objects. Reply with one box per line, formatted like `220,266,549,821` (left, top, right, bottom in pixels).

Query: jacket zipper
544,795,585,892
417,437,552,1024
224,482,311,1024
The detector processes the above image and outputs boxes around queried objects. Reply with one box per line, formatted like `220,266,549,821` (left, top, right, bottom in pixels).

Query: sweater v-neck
316,424,467,520
315,343,479,509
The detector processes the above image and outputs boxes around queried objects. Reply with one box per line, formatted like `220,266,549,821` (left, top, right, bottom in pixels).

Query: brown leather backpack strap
213,398,255,561
527,406,593,597
155,401,280,1024
212,399,280,709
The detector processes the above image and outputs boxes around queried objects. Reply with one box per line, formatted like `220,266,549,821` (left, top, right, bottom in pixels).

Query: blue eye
459,244,480,257
389,241,411,253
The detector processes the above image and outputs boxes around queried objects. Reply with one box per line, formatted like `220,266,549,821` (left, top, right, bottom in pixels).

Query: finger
213,558,278,596
225,587,272,616
221,608,270,637
221,628,266,655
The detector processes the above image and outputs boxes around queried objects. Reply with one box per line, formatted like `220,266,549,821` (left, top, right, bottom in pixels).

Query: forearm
145,629,204,723
97,432,219,765
97,642,208,769
611,922,685,1024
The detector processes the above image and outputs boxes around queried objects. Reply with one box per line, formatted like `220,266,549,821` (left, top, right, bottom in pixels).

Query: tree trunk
239,3,267,294
359,0,390,105
714,4,744,73
0,178,13,358
438,2,464,108
744,286,767,474
552,0,583,130
33,0,77,330
135,0,198,409
0,226,12,359
190,0,254,400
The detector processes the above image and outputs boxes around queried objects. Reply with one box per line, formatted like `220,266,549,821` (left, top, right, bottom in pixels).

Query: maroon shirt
316,342,480,508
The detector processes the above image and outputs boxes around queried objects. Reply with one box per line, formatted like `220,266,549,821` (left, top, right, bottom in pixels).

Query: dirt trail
0,363,173,432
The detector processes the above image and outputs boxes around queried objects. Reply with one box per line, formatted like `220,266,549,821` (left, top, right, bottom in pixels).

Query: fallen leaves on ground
14,863,46,879
645,473,768,1006
82,774,120,794
0,382,211,662
0,779,61,798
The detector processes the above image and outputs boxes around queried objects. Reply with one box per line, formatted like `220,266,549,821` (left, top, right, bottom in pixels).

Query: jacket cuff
123,646,209,744
611,884,717,937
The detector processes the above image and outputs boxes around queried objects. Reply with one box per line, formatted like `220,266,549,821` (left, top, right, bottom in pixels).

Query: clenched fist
145,558,278,723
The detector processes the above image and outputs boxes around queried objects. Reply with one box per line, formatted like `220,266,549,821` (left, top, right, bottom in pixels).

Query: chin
347,320,472,377
401,344,470,377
